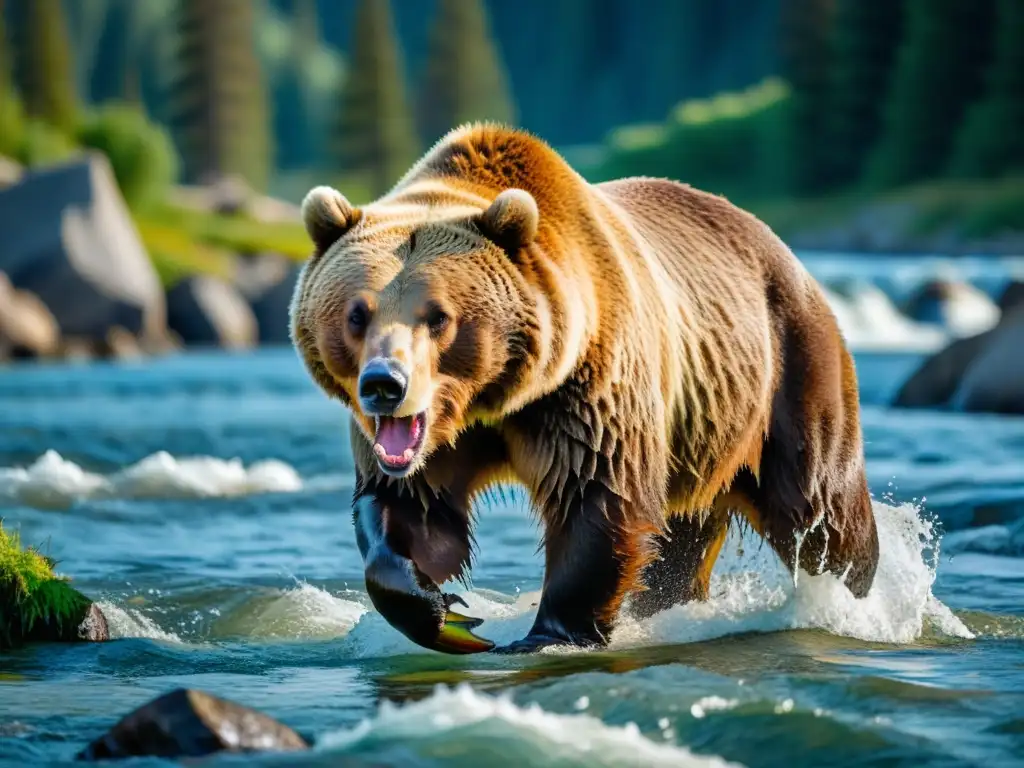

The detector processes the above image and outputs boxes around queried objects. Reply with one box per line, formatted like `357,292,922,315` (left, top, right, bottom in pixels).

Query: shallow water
1,344,1023,767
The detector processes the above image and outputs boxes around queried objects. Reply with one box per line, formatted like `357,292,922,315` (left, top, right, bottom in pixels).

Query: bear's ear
477,189,539,252
302,186,361,252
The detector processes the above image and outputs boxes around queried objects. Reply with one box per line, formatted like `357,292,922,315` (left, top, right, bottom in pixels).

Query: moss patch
0,522,93,650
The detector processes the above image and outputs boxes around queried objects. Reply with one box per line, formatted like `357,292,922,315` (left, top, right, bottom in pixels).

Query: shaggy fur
289,123,880,652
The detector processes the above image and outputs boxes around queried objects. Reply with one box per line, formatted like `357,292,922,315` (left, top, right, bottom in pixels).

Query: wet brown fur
289,123,879,647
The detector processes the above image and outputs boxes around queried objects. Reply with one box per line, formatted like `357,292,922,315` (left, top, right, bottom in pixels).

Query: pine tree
416,0,515,146
13,0,77,133
778,0,834,196
866,0,997,189
948,0,1024,178
274,0,320,171
335,0,418,198
88,0,144,105
168,0,272,191
824,0,905,189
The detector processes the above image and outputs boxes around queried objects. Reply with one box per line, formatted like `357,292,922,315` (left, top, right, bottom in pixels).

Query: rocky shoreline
0,154,302,364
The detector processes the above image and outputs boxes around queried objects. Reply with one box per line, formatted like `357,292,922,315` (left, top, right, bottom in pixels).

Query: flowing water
2,263,1024,766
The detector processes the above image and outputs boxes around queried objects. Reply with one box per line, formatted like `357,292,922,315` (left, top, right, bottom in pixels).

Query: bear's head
290,184,545,478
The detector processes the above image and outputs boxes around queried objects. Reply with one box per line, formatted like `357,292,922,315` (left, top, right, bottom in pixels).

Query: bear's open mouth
373,413,427,473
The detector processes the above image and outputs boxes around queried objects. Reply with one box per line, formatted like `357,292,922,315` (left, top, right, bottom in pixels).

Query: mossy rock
0,522,108,651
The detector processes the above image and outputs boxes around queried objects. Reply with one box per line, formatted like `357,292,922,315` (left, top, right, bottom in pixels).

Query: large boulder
893,329,996,408
232,252,301,344
953,307,1024,414
0,153,166,345
166,276,258,349
997,280,1024,314
77,688,310,761
0,271,60,359
895,304,1024,414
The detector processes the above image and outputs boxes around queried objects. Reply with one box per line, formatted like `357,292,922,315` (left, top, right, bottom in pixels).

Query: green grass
0,522,92,650
133,202,314,288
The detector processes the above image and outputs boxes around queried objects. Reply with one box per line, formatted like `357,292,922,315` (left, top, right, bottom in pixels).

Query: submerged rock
895,305,1024,414
893,330,996,408
953,307,1024,415
166,275,258,349
0,153,166,346
76,688,310,761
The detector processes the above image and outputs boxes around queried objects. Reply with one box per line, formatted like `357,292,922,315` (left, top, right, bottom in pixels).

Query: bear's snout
358,358,409,415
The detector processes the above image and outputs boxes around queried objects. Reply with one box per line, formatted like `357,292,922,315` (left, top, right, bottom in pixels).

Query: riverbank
751,176,1024,256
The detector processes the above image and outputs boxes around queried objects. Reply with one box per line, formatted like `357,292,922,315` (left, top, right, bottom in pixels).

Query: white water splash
609,501,973,648
317,682,742,767
96,602,182,643
89,500,971,653
244,583,368,640
0,450,302,509
338,500,971,657
823,284,948,353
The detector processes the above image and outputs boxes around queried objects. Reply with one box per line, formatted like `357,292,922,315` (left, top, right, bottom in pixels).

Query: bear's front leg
353,491,494,654
494,483,654,654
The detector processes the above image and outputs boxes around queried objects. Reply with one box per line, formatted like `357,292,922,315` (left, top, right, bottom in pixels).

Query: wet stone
76,688,310,761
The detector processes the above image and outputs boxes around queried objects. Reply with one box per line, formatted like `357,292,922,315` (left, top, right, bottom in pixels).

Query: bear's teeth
373,444,387,459
402,448,415,462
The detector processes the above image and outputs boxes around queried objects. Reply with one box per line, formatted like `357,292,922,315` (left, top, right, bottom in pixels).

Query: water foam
243,583,368,640
0,450,302,509
339,500,971,657
610,501,973,648
823,285,948,353
97,602,182,643
317,682,742,767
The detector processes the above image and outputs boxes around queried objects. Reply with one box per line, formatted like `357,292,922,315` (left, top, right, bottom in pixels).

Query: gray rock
998,280,1024,314
893,330,996,408
0,153,166,344
166,276,258,349
232,253,301,344
0,156,22,188
76,688,310,761
896,303,1024,414
16,599,108,647
953,307,1024,415
0,271,60,359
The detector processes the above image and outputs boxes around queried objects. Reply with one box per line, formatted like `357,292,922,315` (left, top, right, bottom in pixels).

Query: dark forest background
2,0,1023,255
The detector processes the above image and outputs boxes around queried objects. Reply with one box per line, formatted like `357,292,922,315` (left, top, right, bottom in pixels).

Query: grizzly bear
289,123,880,655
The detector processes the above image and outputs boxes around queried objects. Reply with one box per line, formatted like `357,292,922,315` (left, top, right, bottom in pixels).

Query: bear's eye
347,302,369,335
425,304,450,336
